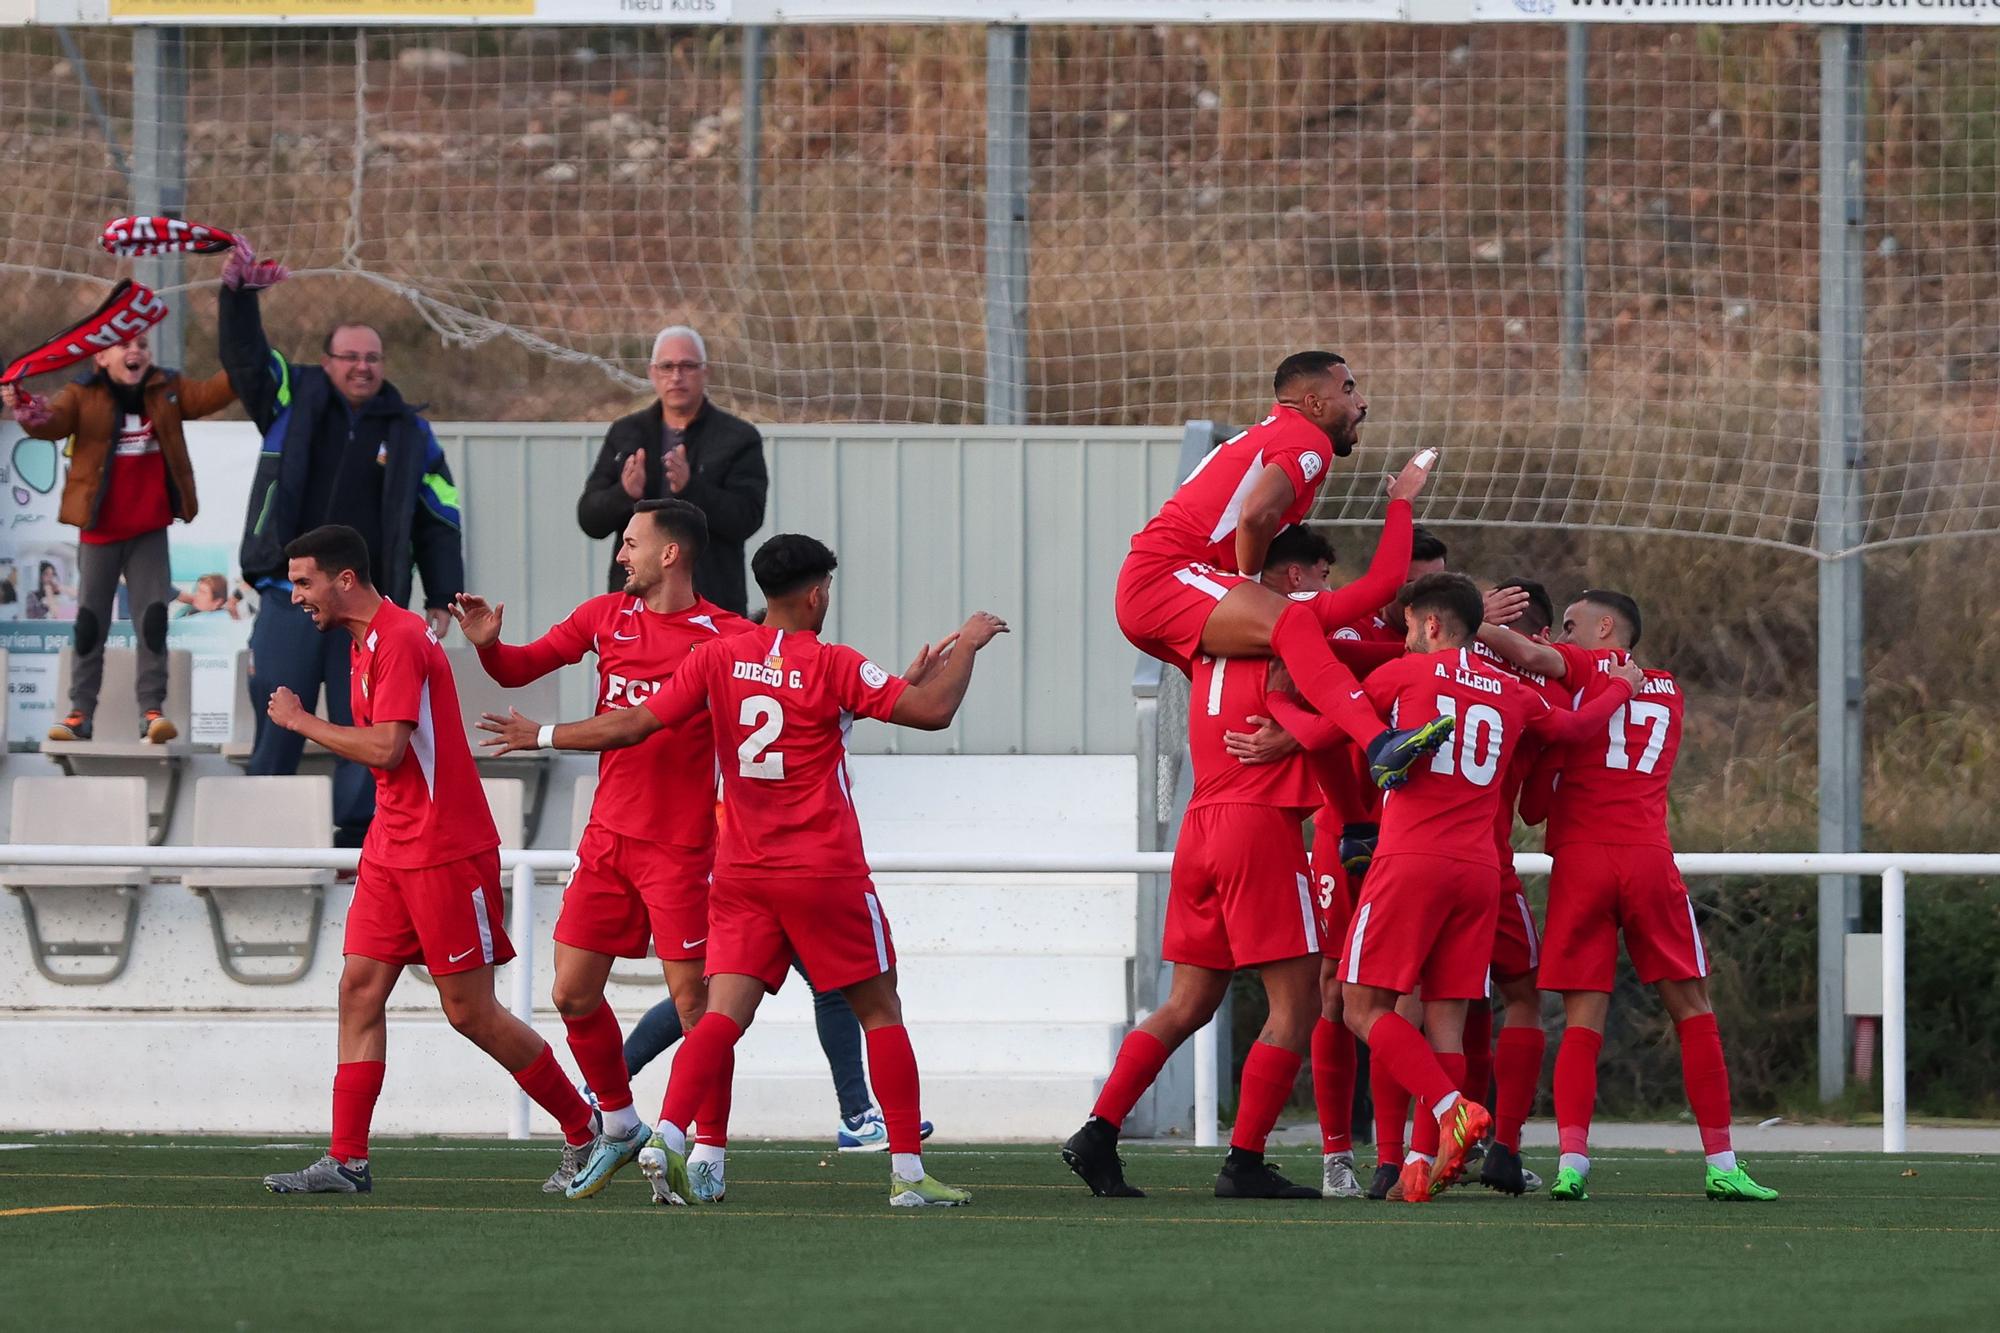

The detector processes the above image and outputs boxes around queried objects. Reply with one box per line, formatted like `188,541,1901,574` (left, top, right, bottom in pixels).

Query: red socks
660,1012,744,1134
694,1044,734,1148
1271,602,1386,748
1372,1056,1410,1166
561,1002,633,1113
1676,1012,1735,1156
1230,1041,1303,1155
1368,1013,1460,1164
1554,1025,1603,1157
1493,1025,1546,1152
512,1043,596,1147
864,1024,926,1156
330,1060,385,1162
1092,1029,1172,1130
1409,1051,1467,1159
1312,1017,1356,1154
1462,1003,1494,1105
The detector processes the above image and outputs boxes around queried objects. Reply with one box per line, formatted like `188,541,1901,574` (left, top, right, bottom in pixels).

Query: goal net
0,20,1994,556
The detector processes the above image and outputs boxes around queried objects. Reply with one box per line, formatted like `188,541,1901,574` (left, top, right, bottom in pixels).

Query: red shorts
707,874,895,994
555,823,714,961
1490,864,1541,980
345,848,511,976
1115,551,1252,675
1340,851,1498,1001
1538,843,1708,992
1164,804,1317,971
1309,826,1357,963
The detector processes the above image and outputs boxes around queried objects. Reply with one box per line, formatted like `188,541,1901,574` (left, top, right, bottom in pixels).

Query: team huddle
254,347,1773,1211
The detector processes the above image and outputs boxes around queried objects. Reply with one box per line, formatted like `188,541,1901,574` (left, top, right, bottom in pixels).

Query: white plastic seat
482,777,526,850
0,776,149,984
450,646,561,844
182,776,337,985
40,649,194,843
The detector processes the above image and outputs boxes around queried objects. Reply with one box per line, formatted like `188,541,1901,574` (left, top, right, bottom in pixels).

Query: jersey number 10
1427,695,1504,787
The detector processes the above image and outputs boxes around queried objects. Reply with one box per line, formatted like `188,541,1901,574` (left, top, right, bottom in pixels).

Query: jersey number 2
738,695,786,780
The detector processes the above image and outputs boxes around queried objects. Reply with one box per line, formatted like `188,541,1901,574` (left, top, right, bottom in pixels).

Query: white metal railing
5,844,1995,1151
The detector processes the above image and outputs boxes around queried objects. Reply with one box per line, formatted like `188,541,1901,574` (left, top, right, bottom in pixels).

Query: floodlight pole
1816,24,1867,1105
1560,24,1588,399
132,26,188,369
984,24,1030,426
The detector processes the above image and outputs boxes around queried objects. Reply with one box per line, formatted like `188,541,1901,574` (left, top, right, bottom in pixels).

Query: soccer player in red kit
259,525,597,1196
451,499,750,1201
1063,516,1417,1202
1325,574,1641,1203
482,533,1005,1208
1477,591,1779,1203
1114,351,1452,787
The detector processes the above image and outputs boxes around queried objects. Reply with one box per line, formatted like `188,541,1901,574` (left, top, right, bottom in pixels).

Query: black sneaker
1366,1162,1400,1200
1479,1141,1528,1196
47,710,92,742
1214,1149,1321,1199
1366,717,1455,790
1463,1137,1488,1172
1062,1118,1145,1198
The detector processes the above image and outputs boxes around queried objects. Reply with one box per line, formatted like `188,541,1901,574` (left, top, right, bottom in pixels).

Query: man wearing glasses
219,262,467,846
577,327,767,615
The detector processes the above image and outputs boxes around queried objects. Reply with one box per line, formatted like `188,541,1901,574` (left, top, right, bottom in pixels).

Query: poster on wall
2,419,261,747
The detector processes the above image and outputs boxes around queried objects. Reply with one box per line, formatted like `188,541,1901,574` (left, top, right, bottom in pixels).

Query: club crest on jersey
860,660,889,689
1300,452,1324,482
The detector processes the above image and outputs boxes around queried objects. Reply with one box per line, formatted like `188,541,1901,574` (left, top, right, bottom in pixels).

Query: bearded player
1063,512,1418,1202
1296,574,1641,1203
1478,591,1779,1203
1115,351,1451,788
452,498,749,1202
482,533,1005,1208
260,525,597,1195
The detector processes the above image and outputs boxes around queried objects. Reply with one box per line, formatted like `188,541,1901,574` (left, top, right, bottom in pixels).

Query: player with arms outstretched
1479,591,1779,1203
1114,351,1451,787
452,498,749,1201
259,525,598,1195
481,533,1005,1208
1320,574,1642,1203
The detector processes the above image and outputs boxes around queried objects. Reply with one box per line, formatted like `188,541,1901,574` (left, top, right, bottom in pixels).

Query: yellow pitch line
0,1205,113,1218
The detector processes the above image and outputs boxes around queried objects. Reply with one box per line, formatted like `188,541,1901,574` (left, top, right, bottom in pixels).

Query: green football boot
637,1133,693,1207
1705,1164,1779,1202
1549,1166,1590,1201
889,1171,971,1208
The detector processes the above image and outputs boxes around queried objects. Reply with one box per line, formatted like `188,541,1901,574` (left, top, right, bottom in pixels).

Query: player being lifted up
452,499,749,1202
1478,591,1779,1204
260,525,598,1196
481,534,1006,1209
1063,517,1417,1202
1303,574,1643,1204
1114,351,1452,788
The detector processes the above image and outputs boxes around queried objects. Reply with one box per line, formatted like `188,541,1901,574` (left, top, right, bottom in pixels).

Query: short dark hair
284,524,372,585
1411,525,1448,565
1576,589,1644,647
1264,523,1335,571
752,533,839,599
1272,350,1347,397
322,323,384,356
1405,572,1483,639
635,497,708,560
1498,577,1555,636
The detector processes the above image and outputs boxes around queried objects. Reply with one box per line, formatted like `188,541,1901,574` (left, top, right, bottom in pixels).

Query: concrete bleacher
0,754,1138,1140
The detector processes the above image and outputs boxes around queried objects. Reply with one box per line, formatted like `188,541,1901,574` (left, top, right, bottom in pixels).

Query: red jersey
1363,646,1627,868
1541,643,1684,852
644,625,908,878
1186,653,1320,813
1128,405,1334,570
351,601,499,869
477,594,751,847
82,410,172,545
1470,638,1573,865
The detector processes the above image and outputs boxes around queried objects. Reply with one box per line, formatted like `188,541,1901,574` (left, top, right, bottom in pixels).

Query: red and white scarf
1,280,169,385
100,215,240,258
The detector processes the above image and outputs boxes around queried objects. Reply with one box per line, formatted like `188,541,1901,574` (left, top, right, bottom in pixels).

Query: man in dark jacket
576,327,766,613
219,269,466,844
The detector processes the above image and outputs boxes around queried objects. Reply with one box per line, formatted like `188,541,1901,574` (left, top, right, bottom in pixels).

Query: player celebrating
1062,515,1417,1202
259,525,597,1196
481,533,1005,1209
451,499,748,1201
1114,351,1451,787
1317,574,1641,1203
1478,592,1780,1203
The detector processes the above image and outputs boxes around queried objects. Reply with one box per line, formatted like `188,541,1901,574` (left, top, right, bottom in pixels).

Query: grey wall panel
428,423,1180,754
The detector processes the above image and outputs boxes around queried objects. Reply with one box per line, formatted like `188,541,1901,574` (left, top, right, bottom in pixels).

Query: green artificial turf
2,1138,1992,1331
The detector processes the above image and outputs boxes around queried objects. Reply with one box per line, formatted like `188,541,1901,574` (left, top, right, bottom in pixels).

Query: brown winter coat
21,366,235,531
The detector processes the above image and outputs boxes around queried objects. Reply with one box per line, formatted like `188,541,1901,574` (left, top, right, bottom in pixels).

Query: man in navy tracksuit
220,283,466,845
